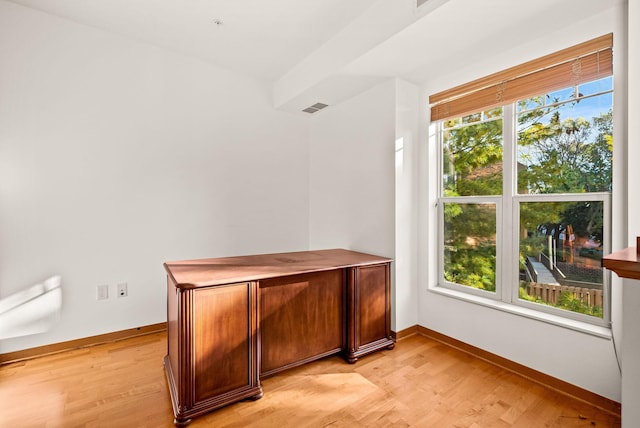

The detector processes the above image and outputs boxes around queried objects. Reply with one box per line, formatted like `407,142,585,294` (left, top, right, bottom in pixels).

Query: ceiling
6,0,377,81
6,0,623,113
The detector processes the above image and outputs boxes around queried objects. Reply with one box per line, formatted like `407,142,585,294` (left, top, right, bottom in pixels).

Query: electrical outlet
97,284,109,300
117,282,128,298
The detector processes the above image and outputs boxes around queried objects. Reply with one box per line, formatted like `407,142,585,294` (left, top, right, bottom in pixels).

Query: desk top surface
164,249,392,289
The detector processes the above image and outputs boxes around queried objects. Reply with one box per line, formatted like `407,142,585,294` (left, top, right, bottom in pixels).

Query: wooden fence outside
524,282,603,308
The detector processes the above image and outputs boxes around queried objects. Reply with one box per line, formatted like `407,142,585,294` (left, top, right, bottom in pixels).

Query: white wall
626,0,639,243
417,4,625,401
308,80,395,257
308,79,396,323
621,0,639,424
394,79,420,332
0,1,309,353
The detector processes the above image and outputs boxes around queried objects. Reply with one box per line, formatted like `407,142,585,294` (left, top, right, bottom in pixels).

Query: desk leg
173,418,192,427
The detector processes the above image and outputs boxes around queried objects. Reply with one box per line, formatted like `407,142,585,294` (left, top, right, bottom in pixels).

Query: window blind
430,33,613,122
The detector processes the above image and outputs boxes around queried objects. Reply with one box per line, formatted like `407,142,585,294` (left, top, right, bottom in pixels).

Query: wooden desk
163,249,394,426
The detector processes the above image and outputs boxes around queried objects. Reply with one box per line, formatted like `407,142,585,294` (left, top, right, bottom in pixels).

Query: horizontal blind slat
430,34,613,122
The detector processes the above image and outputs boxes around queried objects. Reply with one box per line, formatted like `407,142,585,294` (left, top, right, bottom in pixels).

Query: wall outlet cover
117,283,128,298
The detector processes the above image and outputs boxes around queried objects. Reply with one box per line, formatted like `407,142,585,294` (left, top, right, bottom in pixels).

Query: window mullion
501,104,516,303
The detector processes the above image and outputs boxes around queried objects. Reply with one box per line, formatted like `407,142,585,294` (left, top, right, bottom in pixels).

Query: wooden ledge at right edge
601,237,640,280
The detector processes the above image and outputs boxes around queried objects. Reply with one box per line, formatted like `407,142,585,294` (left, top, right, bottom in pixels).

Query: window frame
437,195,504,300
510,191,611,325
435,101,612,328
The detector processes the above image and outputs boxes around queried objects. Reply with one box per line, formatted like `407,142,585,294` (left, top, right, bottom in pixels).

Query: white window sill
428,285,613,340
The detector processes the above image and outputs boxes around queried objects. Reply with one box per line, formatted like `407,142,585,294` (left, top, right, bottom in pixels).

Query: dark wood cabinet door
357,264,390,345
165,282,262,425
346,263,394,362
193,283,258,401
259,270,345,376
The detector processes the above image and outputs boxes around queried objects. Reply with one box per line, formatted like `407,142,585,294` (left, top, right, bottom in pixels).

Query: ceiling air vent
302,102,328,114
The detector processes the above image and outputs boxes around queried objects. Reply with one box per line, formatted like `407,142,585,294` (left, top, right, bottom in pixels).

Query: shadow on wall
0,275,62,340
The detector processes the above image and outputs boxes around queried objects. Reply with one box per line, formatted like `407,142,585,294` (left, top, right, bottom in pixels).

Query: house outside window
431,34,613,326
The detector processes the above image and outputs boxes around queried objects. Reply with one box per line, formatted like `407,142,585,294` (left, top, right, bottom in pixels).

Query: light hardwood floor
0,331,620,427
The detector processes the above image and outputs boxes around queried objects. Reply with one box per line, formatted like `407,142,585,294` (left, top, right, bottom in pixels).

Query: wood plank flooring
0,331,620,427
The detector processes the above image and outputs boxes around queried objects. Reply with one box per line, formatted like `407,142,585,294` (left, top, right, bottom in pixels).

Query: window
431,35,613,325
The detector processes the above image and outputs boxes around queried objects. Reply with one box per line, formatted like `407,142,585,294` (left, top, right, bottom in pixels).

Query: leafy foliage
556,292,603,317
443,202,496,291
444,245,496,291
443,115,503,197
517,102,612,194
